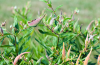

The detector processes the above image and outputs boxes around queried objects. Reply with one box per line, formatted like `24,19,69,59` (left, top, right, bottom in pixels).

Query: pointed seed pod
84,47,92,65
13,52,30,65
76,53,81,65
1,22,6,26
97,55,100,65
85,34,89,51
86,20,94,31
62,42,66,60
28,15,45,26
67,46,71,58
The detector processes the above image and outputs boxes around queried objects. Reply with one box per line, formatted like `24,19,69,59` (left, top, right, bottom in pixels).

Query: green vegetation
0,0,100,65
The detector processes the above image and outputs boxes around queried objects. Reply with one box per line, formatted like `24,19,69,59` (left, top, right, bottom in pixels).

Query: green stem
14,35,18,55
56,36,59,49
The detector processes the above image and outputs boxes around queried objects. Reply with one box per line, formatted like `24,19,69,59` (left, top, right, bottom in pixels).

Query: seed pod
85,34,89,51
13,52,30,65
28,15,45,26
67,46,71,58
1,22,6,26
97,55,100,65
86,20,94,31
76,53,81,65
84,47,92,65
62,42,66,60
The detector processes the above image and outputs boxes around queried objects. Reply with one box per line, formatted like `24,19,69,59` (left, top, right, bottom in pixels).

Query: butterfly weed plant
0,0,100,65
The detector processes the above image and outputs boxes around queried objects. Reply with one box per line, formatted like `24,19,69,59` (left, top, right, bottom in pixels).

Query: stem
47,0,61,24
14,35,18,56
56,36,59,49
47,0,57,17
45,24,58,35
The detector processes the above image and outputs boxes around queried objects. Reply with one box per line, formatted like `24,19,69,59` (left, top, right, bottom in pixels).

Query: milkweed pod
86,20,94,31
76,53,81,65
84,47,92,65
85,34,89,51
13,52,30,65
45,49,50,60
67,46,71,58
28,15,45,26
36,57,43,64
97,55,100,65
62,42,66,60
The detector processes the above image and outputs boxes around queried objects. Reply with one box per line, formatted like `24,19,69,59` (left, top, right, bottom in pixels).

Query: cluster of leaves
0,0,100,65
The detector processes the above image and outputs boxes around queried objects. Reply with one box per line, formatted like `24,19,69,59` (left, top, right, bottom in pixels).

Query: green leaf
48,4,52,7
35,38,51,54
59,32,76,38
0,38,4,45
18,36,31,54
12,16,19,34
0,45,14,47
55,5,63,11
38,29,57,37
45,8,53,12
73,20,78,32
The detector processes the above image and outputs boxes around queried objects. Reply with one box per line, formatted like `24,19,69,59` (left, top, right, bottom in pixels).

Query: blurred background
0,0,100,30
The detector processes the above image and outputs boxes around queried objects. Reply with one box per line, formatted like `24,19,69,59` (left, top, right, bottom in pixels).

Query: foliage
0,0,100,65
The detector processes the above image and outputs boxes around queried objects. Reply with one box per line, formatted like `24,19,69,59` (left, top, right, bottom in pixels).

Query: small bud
19,21,22,25
74,9,79,14
50,17,56,25
10,25,13,29
14,6,17,9
23,25,27,29
1,22,6,26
